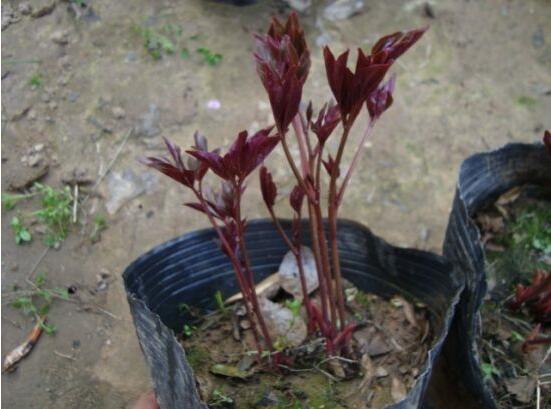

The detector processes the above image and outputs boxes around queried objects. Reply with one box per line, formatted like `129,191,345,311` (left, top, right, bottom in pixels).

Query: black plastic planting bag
438,143,551,408
124,219,463,409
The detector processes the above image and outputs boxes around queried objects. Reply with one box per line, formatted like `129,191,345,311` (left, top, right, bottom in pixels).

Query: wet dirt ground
1,0,550,407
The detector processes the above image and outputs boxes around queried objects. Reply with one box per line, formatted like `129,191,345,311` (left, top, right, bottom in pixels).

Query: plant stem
313,201,337,332
267,208,313,319
194,185,265,354
235,182,274,352
279,131,315,203
327,124,352,329
306,202,329,325
292,115,311,177
337,120,375,204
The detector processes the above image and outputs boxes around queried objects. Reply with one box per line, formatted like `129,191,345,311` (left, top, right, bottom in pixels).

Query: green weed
10,215,32,245
481,362,500,381
516,96,537,108
3,183,74,247
9,272,70,335
90,214,107,243
28,73,44,87
33,183,73,247
186,345,209,371
197,47,222,66
209,389,234,407
2,191,35,210
214,290,226,314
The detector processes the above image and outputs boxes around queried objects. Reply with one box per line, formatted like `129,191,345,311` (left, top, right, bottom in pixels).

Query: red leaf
289,184,305,213
259,166,277,209
322,155,340,178
255,13,310,131
140,138,196,188
367,74,396,120
371,27,428,62
311,102,341,144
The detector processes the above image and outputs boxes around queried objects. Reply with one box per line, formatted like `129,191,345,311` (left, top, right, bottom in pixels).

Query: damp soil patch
475,186,550,408
178,286,434,409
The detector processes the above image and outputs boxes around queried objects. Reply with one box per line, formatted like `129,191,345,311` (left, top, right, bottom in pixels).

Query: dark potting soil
475,187,550,409
178,286,433,409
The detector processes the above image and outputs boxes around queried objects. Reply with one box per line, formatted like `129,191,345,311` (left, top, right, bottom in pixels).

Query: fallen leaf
496,186,522,206
366,333,393,357
359,354,375,392
210,363,251,379
504,376,536,403
391,376,407,403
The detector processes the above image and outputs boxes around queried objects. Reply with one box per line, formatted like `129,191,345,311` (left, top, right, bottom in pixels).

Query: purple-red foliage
367,74,396,120
323,27,426,125
140,137,200,188
509,269,551,324
311,102,341,145
254,12,310,132
259,166,277,209
143,12,428,360
289,185,305,213
188,127,279,182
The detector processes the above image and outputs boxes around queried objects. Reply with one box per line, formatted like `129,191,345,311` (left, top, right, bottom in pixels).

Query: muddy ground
1,0,550,408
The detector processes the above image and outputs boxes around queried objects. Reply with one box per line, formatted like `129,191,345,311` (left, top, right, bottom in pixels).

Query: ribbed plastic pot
123,219,463,409
436,142,551,409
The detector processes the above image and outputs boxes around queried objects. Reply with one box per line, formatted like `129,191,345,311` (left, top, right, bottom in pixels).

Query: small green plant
186,345,209,370
28,73,44,87
134,24,177,60
180,47,190,60
510,330,524,342
9,272,70,335
3,183,74,247
285,299,302,318
510,205,551,256
183,324,196,338
481,362,500,381
197,47,222,66
33,183,73,247
516,96,537,108
10,215,32,244
2,191,35,210
213,290,226,313
90,214,107,243
209,388,234,407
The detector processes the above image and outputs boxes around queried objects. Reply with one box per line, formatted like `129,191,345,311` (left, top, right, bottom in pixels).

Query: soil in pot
474,186,550,408
178,277,433,409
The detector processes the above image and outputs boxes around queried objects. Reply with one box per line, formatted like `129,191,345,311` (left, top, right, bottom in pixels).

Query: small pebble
50,30,69,45
112,106,126,119
125,51,137,62
34,143,44,152
18,2,32,15
67,91,80,102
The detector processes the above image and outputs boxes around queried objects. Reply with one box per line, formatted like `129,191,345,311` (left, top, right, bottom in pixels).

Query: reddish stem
193,187,264,355
327,124,352,329
337,120,375,204
234,182,274,352
267,208,313,322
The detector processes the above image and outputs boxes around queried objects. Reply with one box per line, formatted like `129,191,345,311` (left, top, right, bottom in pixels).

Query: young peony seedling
143,12,426,361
